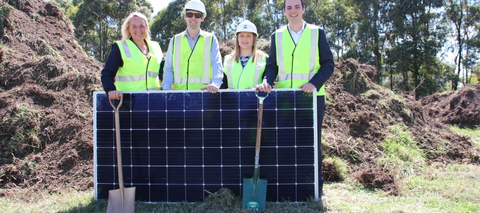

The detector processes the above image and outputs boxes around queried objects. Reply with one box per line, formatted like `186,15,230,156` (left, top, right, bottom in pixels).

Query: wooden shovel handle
254,92,268,169
109,95,125,192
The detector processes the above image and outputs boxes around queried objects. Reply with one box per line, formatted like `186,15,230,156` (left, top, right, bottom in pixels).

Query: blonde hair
121,12,151,41
232,33,263,63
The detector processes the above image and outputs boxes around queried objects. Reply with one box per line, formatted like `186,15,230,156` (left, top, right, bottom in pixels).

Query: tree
383,0,446,98
345,0,387,82
445,0,480,89
71,0,152,61
150,0,186,50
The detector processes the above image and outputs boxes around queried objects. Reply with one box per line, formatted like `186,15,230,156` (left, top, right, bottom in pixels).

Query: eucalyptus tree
445,0,480,89
383,0,445,98
150,0,186,50
71,0,153,62
250,0,284,39
301,0,354,62
346,0,387,81
324,0,355,61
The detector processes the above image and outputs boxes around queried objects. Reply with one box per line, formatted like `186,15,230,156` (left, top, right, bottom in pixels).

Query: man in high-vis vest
162,0,223,93
256,0,335,200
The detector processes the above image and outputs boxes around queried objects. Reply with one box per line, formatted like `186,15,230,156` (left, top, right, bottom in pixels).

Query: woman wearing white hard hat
222,20,267,89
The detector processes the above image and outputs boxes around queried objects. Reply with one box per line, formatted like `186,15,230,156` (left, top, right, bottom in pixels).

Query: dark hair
283,0,305,9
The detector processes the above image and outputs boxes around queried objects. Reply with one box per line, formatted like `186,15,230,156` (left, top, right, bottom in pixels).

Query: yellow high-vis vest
223,53,267,89
172,31,213,90
115,39,162,91
275,24,325,96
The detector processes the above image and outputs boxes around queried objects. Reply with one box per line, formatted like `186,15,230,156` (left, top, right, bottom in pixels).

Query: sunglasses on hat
186,12,203,18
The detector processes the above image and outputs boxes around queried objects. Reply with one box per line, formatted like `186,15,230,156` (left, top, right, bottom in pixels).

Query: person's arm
308,28,335,90
158,57,165,81
101,43,123,94
260,52,269,79
220,55,229,89
161,38,175,89
264,33,279,86
209,35,224,88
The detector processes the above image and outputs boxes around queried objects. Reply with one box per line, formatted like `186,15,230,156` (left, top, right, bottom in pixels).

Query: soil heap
421,84,480,128
0,0,102,194
320,59,478,195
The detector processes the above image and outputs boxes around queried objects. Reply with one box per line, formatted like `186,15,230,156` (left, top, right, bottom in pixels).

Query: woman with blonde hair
222,20,267,89
101,12,163,100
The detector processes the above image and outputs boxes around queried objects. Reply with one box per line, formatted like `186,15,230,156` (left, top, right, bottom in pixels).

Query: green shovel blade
242,176,267,211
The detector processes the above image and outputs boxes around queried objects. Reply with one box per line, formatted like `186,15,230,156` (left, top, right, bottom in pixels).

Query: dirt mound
354,167,399,196
0,0,102,194
421,84,480,128
322,59,477,195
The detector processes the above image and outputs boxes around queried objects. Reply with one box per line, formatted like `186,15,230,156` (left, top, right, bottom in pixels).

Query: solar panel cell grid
94,90,318,202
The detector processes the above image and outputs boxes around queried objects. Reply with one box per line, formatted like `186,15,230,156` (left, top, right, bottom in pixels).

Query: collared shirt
287,21,307,45
162,29,224,89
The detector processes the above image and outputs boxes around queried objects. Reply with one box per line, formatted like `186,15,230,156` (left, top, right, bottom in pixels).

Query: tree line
51,0,480,99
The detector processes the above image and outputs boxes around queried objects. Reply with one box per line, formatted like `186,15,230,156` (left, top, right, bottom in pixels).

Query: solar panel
93,89,319,203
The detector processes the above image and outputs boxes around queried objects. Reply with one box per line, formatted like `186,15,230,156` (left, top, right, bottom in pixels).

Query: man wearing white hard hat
256,0,335,199
162,0,223,93
222,20,267,89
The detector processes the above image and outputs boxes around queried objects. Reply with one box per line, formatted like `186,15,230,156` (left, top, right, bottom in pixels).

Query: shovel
242,92,269,211
107,95,135,213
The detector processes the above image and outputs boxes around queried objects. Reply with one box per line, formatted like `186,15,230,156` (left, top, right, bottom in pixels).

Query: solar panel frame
93,89,319,203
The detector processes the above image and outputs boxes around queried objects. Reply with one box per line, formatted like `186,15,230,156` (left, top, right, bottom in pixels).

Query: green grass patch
1,165,479,212
450,125,480,147
324,164,480,212
0,4,13,37
377,125,426,177
1,103,43,156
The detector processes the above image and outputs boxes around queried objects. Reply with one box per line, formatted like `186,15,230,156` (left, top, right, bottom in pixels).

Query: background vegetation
50,0,480,99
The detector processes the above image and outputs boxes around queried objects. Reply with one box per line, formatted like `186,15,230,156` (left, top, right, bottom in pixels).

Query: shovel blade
242,177,267,211
106,187,136,213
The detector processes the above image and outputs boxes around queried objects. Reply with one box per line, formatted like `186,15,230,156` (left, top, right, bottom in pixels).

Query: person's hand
256,82,272,93
299,83,316,94
108,90,121,100
201,84,219,93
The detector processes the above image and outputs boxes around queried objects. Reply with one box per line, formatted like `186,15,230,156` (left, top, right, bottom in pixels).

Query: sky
148,0,174,16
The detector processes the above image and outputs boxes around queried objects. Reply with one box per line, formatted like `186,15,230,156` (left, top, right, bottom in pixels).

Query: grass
0,164,479,213
377,125,426,178
1,126,478,212
450,125,480,162
450,125,480,147
1,103,43,156
317,164,479,213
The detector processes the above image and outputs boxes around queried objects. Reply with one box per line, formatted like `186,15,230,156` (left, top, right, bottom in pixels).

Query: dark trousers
317,95,325,195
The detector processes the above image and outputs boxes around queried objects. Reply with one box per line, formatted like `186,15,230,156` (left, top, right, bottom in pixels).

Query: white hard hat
236,20,258,37
185,0,207,18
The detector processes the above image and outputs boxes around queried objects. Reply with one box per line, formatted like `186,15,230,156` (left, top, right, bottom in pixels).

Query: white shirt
287,22,307,45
